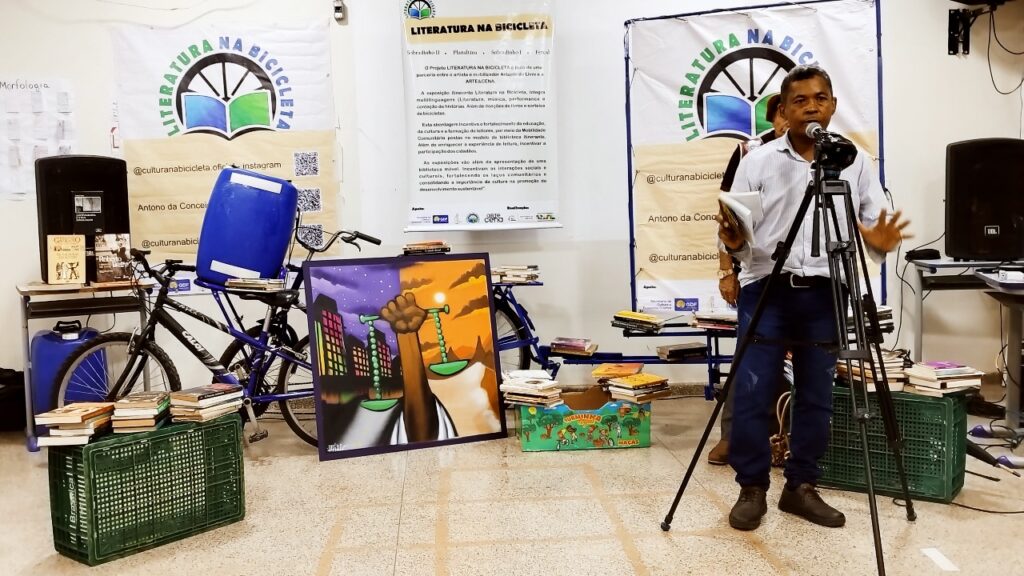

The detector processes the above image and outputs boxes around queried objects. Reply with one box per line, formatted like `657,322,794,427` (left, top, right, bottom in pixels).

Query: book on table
114,391,169,409
170,383,244,408
903,384,979,398
610,388,671,403
550,343,599,356
170,399,243,422
113,417,169,434
499,377,560,391
591,363,644,379
35,402,114,426
504,369,553,381
48,414,113,436
605,372,669,390
36,434,93,447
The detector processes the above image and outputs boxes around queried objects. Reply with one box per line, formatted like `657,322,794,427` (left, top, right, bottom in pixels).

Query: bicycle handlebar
295,227,382,254
129,248,195,286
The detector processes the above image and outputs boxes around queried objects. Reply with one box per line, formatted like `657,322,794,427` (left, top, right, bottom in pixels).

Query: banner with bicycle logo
111,23,338,264
626,0,882,313
401,0,562,231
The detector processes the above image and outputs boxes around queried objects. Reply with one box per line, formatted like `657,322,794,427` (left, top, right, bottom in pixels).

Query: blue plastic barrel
30,321,99,435
196,168,298,285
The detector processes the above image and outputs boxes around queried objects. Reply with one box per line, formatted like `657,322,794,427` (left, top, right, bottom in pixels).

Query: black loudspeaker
35,155,130,282
945,138,1024,261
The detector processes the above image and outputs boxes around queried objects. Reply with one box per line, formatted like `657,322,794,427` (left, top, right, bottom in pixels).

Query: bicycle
50,228,381,446
491,282,560,376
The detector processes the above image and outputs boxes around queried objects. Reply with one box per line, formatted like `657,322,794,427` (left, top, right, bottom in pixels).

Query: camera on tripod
806,122,858,175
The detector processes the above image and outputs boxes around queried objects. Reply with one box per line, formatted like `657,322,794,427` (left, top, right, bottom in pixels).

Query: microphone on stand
805,121,825,139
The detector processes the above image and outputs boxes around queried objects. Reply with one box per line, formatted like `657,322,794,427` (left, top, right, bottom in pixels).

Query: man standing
716,66,909,531
709,93,788,466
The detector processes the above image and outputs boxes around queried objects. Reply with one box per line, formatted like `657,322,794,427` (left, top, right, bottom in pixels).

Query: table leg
1007,305,1021,430
21,295,38,452
913,267,924,362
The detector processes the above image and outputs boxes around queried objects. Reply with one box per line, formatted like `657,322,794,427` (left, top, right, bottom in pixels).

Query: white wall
1,0,1023,388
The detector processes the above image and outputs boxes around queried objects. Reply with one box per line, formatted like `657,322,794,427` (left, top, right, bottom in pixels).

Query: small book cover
114,391,169,410
170,384,244,406
35,402,114,425
94,233,132,283
37,434,93,447
591,363,644,379
607,372,669,389
551,337,591,349
46,235,86,285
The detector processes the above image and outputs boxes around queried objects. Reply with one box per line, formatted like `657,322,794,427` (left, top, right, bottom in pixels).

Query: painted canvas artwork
305,253,506,459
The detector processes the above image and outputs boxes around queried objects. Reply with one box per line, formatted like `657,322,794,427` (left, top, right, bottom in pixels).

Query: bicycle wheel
493,297,531,372
52,332,181,407
277,335,318,446
218,325,290,419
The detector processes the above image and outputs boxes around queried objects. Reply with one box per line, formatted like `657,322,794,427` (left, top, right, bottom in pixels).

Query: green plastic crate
47,415,245,565
819,387,967,503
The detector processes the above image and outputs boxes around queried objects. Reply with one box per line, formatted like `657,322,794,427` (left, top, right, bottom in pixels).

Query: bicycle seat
233,289,300,308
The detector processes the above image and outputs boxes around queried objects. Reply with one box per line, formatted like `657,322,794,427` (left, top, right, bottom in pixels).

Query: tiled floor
2,396,1023,575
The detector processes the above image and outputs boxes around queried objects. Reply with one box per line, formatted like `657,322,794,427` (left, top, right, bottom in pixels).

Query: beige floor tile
4,398,1024,576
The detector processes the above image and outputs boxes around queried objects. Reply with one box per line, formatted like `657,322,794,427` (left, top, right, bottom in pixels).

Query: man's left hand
858,209,912,253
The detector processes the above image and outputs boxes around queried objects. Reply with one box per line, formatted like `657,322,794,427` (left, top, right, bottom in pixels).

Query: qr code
297,188,322,213
293,151,320,177
297,224,324,249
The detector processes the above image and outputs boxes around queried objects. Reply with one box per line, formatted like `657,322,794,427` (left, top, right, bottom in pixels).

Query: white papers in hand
718,191,763,243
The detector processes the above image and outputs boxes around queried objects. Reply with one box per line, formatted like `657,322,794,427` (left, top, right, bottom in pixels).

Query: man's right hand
719,274,739,307
714,210,745,251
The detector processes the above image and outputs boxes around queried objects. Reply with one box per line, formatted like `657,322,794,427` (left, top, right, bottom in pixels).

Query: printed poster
402,0,560,231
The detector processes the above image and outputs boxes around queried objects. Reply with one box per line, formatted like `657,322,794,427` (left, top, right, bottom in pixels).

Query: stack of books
500,370,563,407
549,337,598,356
112,391,170,434
591,363,644,382
656,342,708,361
225,278,286,291
403,240,451,255
492,265,540,284
846,304,894,340
169,384,244,422
611,310,665,333
904,361,984,397
35,402,114,447
693,310,738,331
835,349,909,392
606,372,671,403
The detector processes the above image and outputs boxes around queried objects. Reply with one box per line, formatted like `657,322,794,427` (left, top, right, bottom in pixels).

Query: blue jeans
729,277,840,488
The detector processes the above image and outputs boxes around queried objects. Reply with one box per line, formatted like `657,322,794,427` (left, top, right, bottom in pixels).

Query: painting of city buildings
305,254,505,459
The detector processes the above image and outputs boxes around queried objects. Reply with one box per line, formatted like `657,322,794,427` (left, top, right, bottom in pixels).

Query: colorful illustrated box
518,387,651,451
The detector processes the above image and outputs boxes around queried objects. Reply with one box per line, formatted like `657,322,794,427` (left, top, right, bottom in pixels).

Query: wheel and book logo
158,37,297,140
677,30,819,142
405,0,436,20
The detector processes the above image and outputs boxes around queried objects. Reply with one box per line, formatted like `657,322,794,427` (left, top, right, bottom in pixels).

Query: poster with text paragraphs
626,0,882,313
111,23,337,261
305,253,506,460
402,0,560,231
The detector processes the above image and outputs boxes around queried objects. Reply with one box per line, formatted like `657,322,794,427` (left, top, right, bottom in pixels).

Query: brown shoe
728,486,767,531
778,483,846,527
708,439,729,465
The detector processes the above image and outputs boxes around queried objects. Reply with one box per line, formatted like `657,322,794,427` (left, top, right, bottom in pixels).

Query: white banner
401,0,560,231
626,0,881,313
110,23,338,261
113,23,334,140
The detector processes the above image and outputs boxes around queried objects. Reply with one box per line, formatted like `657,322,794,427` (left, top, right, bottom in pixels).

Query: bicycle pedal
248,430,270,443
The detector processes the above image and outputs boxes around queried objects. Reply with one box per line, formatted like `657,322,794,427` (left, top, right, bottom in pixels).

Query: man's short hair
766,94,781,122
780,65,833,102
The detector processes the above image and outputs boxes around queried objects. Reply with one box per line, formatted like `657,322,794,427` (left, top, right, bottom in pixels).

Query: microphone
805,122,824,139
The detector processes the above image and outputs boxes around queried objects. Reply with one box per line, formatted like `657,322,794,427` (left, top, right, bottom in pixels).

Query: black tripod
661,130,917,576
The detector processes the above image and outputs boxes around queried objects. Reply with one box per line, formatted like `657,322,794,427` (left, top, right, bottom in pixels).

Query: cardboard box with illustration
518,387,651,451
